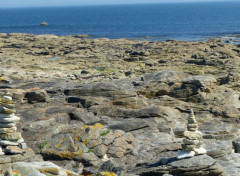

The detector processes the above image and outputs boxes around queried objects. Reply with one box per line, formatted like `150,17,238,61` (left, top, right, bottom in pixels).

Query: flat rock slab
169,155,215,168
12,161,77,176
205,141,233,159
108,118,149,132
135,155,224,176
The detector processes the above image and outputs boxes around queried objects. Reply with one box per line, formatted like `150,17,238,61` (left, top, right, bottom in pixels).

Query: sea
0,1,240,41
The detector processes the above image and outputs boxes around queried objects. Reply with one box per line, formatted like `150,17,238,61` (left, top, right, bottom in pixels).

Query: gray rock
108,118,148,132
205,141,233,159
12,162,71,176
143,71,187,83
135,155,224,176
69,109,101,125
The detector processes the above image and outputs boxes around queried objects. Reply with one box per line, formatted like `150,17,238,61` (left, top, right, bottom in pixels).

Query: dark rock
25,90,49,103
99,160,114,172
232,137,240,153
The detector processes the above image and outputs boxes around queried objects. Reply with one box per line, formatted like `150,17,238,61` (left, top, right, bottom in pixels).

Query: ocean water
0,2,240,41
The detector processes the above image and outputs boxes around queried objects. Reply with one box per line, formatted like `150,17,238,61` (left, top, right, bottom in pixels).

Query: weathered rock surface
1,34,240,175
134,155,224,176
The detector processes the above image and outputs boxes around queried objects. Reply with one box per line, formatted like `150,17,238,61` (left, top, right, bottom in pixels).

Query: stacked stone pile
0,92,27,155
177,109,206,159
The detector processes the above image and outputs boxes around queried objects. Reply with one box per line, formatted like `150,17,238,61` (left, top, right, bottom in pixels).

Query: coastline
1,32,240,82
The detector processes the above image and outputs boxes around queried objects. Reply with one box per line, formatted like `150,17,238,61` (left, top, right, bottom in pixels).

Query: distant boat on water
40,21,48,26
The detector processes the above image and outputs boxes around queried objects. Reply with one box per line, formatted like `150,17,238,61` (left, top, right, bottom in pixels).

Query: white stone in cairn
0,113,12,118
177,150,195,160
0,126,17,133
19,142,27,149
0,114,20,123
0,138,24,146
194,147,207,155
0,146,5,155
2,96,12,101
0,122,16,128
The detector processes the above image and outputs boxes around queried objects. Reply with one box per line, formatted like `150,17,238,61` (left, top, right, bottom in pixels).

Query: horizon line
0,0,238,9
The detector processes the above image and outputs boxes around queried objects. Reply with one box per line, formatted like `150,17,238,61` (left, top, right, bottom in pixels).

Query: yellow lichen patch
1,133,6,138
39,168,58,174
42,149,83,160
0,76,8,81
83,138,88,145
72,135,81,142
65,170,70,175
55,136,68,149
97,172,117,176
84,123,103,129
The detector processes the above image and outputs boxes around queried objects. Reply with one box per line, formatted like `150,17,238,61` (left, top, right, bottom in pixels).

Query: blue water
0,2,240,41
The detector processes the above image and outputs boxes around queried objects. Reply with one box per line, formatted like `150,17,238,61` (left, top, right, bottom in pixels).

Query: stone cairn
0,92,27,155
177,109,206,159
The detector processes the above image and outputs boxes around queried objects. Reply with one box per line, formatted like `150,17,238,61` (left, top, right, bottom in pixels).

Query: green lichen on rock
100,130,110,137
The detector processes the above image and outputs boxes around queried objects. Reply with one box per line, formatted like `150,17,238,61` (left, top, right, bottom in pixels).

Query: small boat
40,21,48,26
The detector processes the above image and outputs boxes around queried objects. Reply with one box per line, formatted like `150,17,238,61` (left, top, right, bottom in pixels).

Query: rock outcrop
1,34,240,175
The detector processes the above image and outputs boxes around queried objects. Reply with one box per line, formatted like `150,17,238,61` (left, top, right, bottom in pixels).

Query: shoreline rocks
1,33,240,175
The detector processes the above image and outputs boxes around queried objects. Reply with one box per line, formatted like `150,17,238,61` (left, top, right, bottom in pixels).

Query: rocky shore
1,33,240,175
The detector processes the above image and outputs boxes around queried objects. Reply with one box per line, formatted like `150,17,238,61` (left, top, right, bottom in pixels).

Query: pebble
177,150,195,160
0,140,19,146
2,96,12,101
0,122,16,128
0,115,20,123
0,126,17,134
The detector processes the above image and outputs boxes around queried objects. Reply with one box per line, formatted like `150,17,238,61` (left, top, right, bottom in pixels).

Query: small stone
181,144,196,151
183,139,202,145
1,103,15,109
19,142,27,149
2,96,12,101
184,131,203,140
194,147,207,155
0,115,20,123
0,122,16,128
1,132,22,140
18,138,24,143
0,106,16,114
187,124,198,128
4,146,25,154
102,154,109,162
0,113,12,118
0,140,19,146
0,127,17,134
177,150,195,160
0,138,23,146
187,127,198,131
188,118,197,124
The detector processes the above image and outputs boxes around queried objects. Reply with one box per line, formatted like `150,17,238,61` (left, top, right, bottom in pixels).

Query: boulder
25,90,49,103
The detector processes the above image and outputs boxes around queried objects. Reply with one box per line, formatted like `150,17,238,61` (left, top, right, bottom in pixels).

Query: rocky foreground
1,33,240,175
